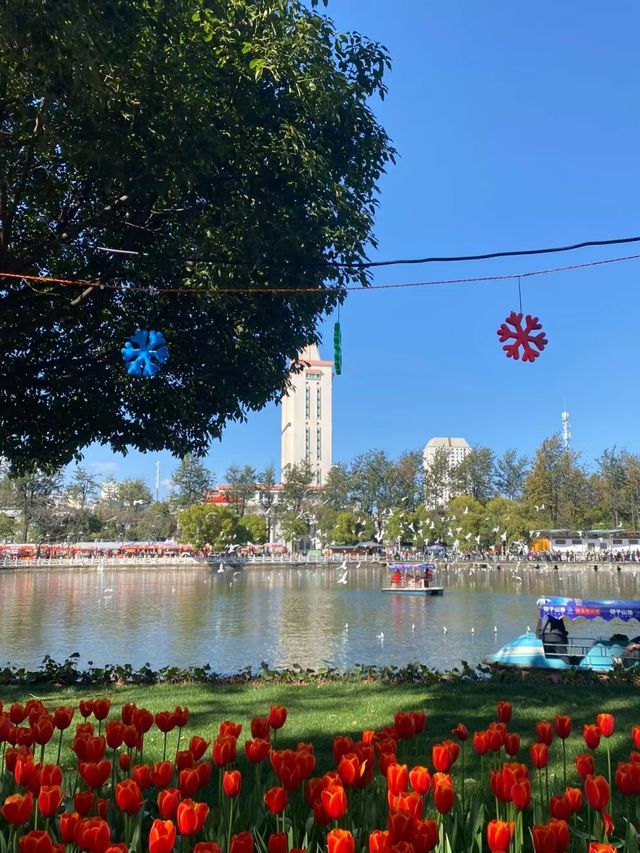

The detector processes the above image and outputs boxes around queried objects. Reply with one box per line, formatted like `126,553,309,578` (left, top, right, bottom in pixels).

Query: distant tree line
2,437,640,551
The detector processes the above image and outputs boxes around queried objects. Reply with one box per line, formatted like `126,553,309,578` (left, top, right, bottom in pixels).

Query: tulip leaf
625,818,639,853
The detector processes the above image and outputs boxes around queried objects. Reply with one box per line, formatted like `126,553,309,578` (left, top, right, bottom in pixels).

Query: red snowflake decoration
496,311,548,362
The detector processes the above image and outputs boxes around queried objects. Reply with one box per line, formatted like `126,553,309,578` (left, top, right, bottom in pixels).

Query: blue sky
81,1,640,492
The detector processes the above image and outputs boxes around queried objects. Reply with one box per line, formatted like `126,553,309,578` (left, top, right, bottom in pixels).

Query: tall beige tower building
281,345,333,485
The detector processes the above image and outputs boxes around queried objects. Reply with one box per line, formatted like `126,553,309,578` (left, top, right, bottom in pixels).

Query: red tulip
245,738,271,764
53,706,74,731
535,721,554,746
321,784,347,819
148,819,176,853
31,715,54,746
501,732,519,757
409,765,431,795
59,811,81,843
414,818,438,853
432,743,454,773
487,819,515,853
195,760,211,790
263,787,288,815
327,829,355,853
337,753,362,787
223,770,243,798
18,830,56,853
150,760,173,789
79,760,112,790
1,792,34,825
530,743,549,769
158,788,181,820
588,844,616,853
564,786,582,813
576,753,595,779
268,706,287,730
386,763,409,794
511,779,531,811
451,723,468,742
369,830,391,853
632,726,640,750
550,794,572,821
79,700,95,719
212,735,237,767
554,715,572,740
410,711,427,734
473,731,489,755
596,714,615,738
155,712,177,734
432,773,454,814
219,720,242,739
74,817,111,852
333,736,356,764
175,750,194,771
250,716,270,739
585,774,610,811
194,845,223,853
230,832,254,853
583,724,601,750
37,785,63,818
115,779,144,816
178,768,200,799
531,824,555,853
74,791,96,817
176,799,209,836
105,721,124,750
267,833,288,853
615,761,640,796
548,819,570,853
132,763,152,791
487,723,506,751
93,699,111,721
41,764,62,787
394,713,416,741
174,706,189,728
181,735,205,760
496,702,512,724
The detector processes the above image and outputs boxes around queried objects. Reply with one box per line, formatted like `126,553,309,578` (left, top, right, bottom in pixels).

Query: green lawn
3,676,640,779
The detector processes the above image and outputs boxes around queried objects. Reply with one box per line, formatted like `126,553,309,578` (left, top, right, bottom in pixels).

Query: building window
305,427,310,460
316,427,321,461
316,385,321,418
305,385,310,419
316,469,321,485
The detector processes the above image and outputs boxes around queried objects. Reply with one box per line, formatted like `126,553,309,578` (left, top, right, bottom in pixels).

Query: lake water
1,563,639,674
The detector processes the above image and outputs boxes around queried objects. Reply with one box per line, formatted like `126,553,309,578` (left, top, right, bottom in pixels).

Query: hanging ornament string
518,276,523,313
496,273,548,363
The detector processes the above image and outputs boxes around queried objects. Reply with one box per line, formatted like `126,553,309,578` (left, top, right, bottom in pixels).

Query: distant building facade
280,345,333,485
423,437,471,508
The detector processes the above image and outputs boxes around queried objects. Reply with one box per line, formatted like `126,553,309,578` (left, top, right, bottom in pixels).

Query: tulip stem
606,740,612,795
538,769,544,822
56,728,63,767
227,794,234,852
562,739,567,791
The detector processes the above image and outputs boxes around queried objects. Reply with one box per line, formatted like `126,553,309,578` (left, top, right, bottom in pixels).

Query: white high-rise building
281,345,333,485
423,437,471,507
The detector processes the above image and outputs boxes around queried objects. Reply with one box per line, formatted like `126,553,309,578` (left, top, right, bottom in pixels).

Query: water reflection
0,563,638,673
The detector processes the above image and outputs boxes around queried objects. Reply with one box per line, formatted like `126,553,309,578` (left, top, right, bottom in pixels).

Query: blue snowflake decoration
121,329,169,377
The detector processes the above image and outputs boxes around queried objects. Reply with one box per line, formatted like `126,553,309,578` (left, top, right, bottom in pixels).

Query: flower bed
0,697,637,852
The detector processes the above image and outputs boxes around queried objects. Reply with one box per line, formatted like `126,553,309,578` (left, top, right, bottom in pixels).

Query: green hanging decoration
333,321,342,375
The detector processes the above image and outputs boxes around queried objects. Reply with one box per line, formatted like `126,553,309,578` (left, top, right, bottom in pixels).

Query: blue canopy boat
486,596,640,672
381,563,444,596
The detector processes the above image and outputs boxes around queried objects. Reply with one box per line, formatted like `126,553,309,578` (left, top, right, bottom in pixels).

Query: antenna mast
561,410,571,450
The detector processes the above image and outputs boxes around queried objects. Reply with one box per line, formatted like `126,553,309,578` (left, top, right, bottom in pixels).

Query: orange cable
1,252,639,296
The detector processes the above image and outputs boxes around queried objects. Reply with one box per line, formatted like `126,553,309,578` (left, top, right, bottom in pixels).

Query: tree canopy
0,0,394,471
